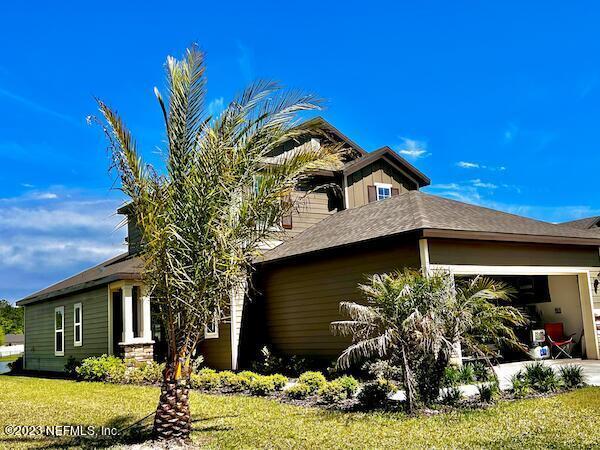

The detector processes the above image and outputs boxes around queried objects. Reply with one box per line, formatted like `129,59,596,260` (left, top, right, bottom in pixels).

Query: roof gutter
421,228,600,246
16,272,141,306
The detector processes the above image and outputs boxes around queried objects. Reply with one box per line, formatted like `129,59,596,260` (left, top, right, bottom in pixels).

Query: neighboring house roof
17,253,142,306
559,216,600,230
260,191,600,263
343,146,431,188
4,334,24,345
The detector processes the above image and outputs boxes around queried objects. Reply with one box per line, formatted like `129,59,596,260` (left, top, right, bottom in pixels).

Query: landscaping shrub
335,375,359,397
252,346,314,376
76,355,126,382
238,370,259,381
510,372,531,398
523,362,560,393
442,366,461,387
458,364,476,384
477,381,500,403
357,379,397,408
8,356,23,373
191,354,204,373
190,368,220,391
237,371,260,389
248,376,276,396
64,356,80,378
137,361,164,384
440,386,463,406
468,361,494,382
269,374,288,391
217,371,245,392
252,347,285,375
286,382,312,399
298,371,327,393
559,364,586,389
318,380,347,403
363,360,403,381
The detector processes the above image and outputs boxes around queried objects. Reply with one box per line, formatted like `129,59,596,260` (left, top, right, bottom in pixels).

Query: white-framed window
205,315,219,339
375,183,392,201
55,306,64,356
73,303,82,347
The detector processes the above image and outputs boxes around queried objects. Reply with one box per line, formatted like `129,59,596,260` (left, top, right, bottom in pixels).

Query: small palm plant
331,269,526,411
96,46,343,441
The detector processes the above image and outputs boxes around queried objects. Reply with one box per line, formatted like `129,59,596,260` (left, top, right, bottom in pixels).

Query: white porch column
122,285,134,343
419,238,430,273
577,272,600,360
141,292,152,341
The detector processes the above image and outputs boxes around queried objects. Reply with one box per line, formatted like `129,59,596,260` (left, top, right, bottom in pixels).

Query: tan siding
428,239,600,267
199,322,232,370
260,239,420,361
347,160,417,208
24,286,109,372
280,191,335,240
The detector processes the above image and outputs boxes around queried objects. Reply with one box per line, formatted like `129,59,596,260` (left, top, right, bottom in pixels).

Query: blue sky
1,1,600,301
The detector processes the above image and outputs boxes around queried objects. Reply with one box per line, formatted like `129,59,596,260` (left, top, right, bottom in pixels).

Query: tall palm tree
96,46,343,441
331,269,527,410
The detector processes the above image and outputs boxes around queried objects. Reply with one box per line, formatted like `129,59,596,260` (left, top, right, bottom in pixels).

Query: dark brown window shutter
282,213,293,229
281,194,293,229
367,185,376,203
391,187,400,197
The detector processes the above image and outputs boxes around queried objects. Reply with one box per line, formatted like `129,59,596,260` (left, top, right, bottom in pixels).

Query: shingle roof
260,191,600,262
559,216,600,230
17,253,142,305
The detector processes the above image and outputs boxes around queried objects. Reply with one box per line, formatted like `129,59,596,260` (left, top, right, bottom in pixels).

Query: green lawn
0,376,599,449
0,355,19,362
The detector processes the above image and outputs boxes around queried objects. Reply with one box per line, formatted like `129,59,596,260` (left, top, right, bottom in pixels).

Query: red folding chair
544,323,575,359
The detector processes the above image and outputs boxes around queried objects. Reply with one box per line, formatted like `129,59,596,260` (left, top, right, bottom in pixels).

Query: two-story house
17,118,600,371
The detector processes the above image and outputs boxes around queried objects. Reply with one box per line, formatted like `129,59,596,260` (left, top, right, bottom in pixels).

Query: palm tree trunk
400,346,417,413
153,365,192,441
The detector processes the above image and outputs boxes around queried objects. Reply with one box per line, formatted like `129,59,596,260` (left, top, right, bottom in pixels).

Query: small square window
376,184,392,201
205,315,219,339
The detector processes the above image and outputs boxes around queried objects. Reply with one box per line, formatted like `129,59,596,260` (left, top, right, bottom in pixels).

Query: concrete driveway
493,358,600,390
390,358,600,401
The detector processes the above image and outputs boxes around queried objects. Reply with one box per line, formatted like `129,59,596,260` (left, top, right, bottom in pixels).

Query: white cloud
426,181,600,224
207,97,224,117
0,192,126,301
457,161,479,169
30,192,58,200
429,183,460,190
471,179,498,189
456,161,506,171
21,183,34,188
396,137,429,159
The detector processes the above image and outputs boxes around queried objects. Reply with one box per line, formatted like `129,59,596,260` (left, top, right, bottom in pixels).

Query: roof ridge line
410,191,427,229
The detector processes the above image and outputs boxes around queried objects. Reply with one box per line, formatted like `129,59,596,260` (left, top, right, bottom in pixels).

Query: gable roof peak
343,146,431,187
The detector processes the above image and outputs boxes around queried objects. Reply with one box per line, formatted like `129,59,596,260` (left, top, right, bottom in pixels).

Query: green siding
24,286,109,372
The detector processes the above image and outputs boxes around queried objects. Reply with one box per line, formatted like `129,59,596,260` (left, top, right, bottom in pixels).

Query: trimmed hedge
298,371,327,393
